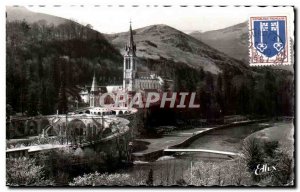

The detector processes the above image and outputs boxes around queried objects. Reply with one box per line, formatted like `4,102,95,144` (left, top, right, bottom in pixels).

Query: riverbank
132,119,268,161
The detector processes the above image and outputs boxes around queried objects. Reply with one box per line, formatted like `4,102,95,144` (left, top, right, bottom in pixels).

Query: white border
1,1,298,192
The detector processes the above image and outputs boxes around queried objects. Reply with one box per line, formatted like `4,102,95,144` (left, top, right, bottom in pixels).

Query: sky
25,5,293,34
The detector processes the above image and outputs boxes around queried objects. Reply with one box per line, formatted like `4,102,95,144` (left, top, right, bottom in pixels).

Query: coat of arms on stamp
249,16,291,66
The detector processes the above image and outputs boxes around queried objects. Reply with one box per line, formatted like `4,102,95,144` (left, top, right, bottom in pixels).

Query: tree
264,141,279,158
237,82,251,115
222,68,232,115
37,81,48,115
58,72,68,114
264,70,277,116
146,168,154,186
216,73,224,115
6,104,15,119
271,150,293,186
242,137,265,181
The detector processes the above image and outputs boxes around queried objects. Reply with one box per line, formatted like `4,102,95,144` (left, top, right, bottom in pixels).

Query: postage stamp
249,16,291,66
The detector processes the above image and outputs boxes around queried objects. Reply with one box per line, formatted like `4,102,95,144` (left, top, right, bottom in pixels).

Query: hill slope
6,6,67,25
105,24,248,74
190,21,294,71
190,22,249,63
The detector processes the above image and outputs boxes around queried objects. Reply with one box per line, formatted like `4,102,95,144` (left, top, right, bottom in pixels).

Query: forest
6,20,122,116
142,57,294,122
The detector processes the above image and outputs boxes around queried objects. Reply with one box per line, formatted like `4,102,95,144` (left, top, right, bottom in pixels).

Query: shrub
183,159,252,186
264,141,279,158
176,178,188,186
242,137,265,181
69,172,145,186
146,169,153,186
6,157,54,186
269,148,294,186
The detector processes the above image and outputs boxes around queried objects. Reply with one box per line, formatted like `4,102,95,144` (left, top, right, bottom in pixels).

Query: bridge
164,148,240,157
7,105,138,139
6,123,131,158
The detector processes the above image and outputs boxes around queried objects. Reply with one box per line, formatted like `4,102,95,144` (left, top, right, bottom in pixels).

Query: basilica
80,23,173,107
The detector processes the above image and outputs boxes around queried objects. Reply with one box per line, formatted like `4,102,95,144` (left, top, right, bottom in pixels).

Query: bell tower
123,21,137,92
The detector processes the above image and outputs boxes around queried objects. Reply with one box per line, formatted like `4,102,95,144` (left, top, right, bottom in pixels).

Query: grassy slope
105,24,249,74
246,121,294,156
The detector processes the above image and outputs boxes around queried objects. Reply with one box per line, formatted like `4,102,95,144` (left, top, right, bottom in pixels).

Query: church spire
91,73,97,92
125,21,136,56
129,21,134,49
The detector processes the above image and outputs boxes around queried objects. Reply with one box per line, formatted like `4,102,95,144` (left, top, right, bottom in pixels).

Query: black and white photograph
5,4,295,187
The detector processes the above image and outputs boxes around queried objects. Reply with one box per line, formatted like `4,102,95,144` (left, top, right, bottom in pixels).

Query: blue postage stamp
249,16,291,66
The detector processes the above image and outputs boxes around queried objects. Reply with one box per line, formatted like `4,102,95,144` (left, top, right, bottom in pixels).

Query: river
118,122,273,184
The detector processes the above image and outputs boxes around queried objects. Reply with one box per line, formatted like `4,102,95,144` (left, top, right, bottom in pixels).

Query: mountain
6,6,67,25
105,24,249,74
7,6,249,75
190,22,249,63
190,21,294,71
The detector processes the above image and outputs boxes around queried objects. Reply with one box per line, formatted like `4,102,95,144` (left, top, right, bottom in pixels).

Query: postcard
6,5,294,187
